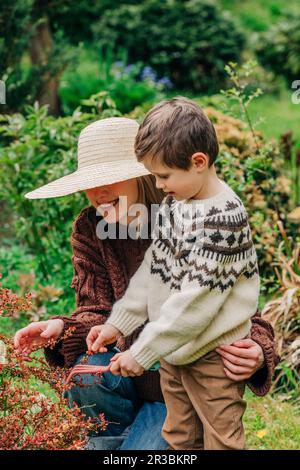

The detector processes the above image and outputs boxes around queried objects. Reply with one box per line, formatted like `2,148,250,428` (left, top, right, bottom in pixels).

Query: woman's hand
216,338,264,381
14,319,64,359
86,324,122,353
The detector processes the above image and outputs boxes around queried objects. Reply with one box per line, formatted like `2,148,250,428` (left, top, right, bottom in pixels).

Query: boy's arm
130,230,260,370
105,245,152,337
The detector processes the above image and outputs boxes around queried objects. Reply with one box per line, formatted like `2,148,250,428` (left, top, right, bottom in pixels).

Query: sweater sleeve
105,245,152,336
44,207,114,368
247,310,281,396
130,220,260,370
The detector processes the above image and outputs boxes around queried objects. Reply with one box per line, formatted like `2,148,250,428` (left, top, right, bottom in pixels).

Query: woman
14,117,279,450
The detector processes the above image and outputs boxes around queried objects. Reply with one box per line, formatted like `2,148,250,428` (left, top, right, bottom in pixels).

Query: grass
39,382,299,450
2,300,299,450
245,390,300,450
218,0,300,32
248,88,300,146
3,315,299,450
195,86,300,146
6,360,300,450
217,0,300,150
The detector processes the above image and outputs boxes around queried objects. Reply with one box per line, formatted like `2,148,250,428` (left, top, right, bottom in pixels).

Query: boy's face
142,153,209,201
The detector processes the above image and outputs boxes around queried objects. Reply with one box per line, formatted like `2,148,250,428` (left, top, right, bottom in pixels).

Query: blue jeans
64,347,168,450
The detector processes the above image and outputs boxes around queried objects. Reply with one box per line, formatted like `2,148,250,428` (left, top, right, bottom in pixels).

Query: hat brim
25,160,150,199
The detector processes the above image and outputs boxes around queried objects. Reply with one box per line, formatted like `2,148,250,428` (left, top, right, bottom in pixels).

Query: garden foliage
0,62,299,414
93,0,245,92
256,13,300,84
0,278,107,450
59,48,167,115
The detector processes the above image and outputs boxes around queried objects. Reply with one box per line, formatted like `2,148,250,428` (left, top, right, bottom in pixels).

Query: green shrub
0,244,76,336
59,47,166,115
0,95,119,282
93,0,245,92
0,0,76,114
256,14,300,84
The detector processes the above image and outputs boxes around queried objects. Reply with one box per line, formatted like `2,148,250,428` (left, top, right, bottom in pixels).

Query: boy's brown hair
135,96,219,169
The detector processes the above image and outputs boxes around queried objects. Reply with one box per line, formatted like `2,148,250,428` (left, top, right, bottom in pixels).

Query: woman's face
85,178,139,225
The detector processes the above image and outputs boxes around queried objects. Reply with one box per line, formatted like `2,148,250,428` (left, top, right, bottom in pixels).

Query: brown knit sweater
45,206,280,401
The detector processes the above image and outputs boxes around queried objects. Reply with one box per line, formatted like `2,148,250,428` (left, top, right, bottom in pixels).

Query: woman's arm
44,207,114,368
216,310,280,396
247,310,280,395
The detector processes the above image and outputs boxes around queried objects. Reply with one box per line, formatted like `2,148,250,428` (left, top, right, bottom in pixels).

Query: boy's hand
109,350,145,377
86,324,122,353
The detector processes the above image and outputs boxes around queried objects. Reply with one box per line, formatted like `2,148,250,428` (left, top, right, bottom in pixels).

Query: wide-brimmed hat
25,117,150,199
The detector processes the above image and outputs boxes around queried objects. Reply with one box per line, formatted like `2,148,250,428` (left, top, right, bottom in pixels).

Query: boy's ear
191,152,209,170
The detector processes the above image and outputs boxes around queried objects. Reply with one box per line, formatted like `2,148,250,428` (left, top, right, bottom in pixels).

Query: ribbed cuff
130,343,160,370
44,314,108,368
247,332,278,397
52,316,88,368
106,306,145,337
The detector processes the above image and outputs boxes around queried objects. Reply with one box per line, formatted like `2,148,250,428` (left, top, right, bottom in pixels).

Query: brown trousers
159,350,247,450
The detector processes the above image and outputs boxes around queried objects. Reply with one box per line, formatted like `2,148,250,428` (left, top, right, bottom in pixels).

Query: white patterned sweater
106,182,260,370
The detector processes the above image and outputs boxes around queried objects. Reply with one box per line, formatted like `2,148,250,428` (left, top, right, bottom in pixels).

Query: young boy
87,97,260,450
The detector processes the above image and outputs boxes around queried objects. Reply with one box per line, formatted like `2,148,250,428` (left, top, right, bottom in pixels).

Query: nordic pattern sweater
107,184,261,370
45,202,280,400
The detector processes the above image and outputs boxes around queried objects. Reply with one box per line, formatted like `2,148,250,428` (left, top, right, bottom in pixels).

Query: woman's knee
65,349,136,402
74,350,117,368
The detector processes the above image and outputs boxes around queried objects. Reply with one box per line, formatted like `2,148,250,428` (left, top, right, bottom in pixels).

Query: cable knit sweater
44,204,280,401
107,184,260,369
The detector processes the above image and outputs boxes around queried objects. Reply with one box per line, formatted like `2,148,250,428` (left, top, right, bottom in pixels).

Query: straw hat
25,117,150,199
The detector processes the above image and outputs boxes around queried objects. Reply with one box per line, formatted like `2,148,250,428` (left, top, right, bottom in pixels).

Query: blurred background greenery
0,0,300,449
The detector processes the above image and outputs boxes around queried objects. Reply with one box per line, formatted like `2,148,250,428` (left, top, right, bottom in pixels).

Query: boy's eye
159,175,169,179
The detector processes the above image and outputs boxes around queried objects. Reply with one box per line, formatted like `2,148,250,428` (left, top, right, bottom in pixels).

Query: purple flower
141,66,157,82
157,77,173,89
114,61,125,68
124,64,135,74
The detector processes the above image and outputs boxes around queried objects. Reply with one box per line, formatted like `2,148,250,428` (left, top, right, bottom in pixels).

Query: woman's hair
136,174,165,208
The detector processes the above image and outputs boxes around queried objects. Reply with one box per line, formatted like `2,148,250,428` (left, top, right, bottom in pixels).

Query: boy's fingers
120,370,130,377
110,360,121,376
91,333,107,352
86,335,93,350
86,329,95,342
86,330,99,350
110,353,122,361
86,337,94,350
